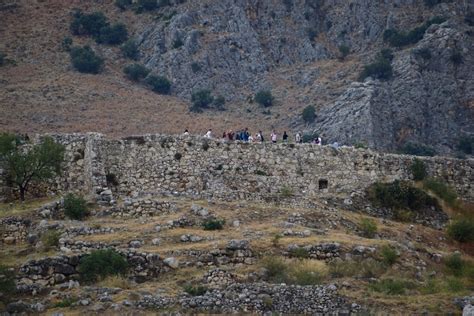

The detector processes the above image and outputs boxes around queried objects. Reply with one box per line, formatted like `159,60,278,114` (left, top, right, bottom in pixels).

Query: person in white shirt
204,129,212,138
271,131,277,143
183,129,189,136
295,132,301,144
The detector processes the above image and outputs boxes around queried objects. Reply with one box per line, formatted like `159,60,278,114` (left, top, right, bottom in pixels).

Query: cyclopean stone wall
1,133,473,203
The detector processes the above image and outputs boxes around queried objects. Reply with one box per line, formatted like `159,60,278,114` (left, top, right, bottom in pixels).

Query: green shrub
445,277,464,293
447,218,474,243
121,39,139,60
289,247,309,259
378,48,394,62
202,218,225,230
64,193,88,220
97,23,128,45
62,37,73,52
191,89,214,110
369,278,414,295
399,142,435,157
78,249,128,282
262,257,288,283
457,136,473,154
0,265,15,300
280,186,294,198
354,142,368,149
0,52,5,66
383,17,446,47
359,58,392,81
54,297,77,308
450,51,463,65
338,45,350,60
414,47,432,60
444,253,464,277
255,90,274,107
380,245,398,266
137,0,158,11
69,46,104,74
465,11,474,26
369,180,440,213
106,173,119,186
70,11,108,37
173,37,184,49
191,62,201,73
393,209,415,222
115,0,132,10
359,218,377,238
422,178,458,206
41,229,62,250
213,96,226,110
123,63,150,81
183,284,208,296
145,75,171,94
290,265,323,286
302,132,319,143
306,27,318,41
411,158,427,181
302,105,316,123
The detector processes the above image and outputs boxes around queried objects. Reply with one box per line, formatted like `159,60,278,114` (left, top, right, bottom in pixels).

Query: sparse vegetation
202,218,225,230
383,17,446,47
422,178,458,207
289,247,310,259
411,158,427,181
173,37,184,49
115,0,132,10
41,229,62,250
369,180,440,214
447,218,474,243
63,193,88,220
70,45,104,74
329,258,385,279
414,47,432,60
262,257,326,285
302,105,316,123
145,75,171,94
0,134,65,201
123,63,150,82
54,297,77,308
399,142,436,157
78,249,128,283
280,186,294,198
254,90,274,107
191,62,201,73
369,278,415,295
358,218,377,238
450,50,463,65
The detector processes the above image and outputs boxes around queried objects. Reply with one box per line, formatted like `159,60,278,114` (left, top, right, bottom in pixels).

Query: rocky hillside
0,0,473,155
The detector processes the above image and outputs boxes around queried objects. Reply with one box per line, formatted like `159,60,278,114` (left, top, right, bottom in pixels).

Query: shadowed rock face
138,0,473,155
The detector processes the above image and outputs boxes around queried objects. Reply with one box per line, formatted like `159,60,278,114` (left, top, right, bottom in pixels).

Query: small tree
70,11,108,37
0,134,65,201
145,75,171,94
255,90,274,107
302,105,316,123
64,194,89,220
121,39,139,60
123,63,150,81
213,95,226,110
70,46,104,74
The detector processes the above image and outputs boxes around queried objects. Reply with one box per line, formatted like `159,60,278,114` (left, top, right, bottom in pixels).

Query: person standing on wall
271,131,277,144
283,131,288,143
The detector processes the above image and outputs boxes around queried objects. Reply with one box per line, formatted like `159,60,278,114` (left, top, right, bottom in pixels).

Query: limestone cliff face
136,0,473,155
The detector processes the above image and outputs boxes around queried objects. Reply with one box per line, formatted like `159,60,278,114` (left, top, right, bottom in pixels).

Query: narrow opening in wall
319,179,328,190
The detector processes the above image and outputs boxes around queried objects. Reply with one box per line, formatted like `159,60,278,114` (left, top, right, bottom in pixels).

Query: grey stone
163,257,179,269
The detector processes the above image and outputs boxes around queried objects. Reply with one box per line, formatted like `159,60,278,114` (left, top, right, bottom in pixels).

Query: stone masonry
0,133,472,203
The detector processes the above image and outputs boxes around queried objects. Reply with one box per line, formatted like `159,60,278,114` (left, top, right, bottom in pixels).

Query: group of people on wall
183,128,324,145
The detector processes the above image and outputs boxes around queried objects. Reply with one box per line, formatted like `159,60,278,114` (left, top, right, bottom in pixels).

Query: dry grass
0,198,53,219
97,275,131,290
